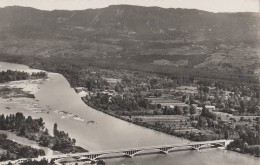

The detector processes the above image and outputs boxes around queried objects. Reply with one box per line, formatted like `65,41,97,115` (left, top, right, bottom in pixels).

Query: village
73,68,259,157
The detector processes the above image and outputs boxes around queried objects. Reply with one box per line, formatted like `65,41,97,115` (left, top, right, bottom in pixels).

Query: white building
205,105,216,111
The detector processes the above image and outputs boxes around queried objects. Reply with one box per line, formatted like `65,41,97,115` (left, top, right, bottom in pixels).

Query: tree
39,135,50,147
19,125,26,136
174,106,183,115
150,78,158,88
203,86,209,93
115,83,123,93
38,118,44,128
15,112,24,121
189,94,195,104
224,131,229,140
100,94,109,104
53,123,58,136
154,92,162,97
201,106,208,116
215,129,221,139
239,100,246,114
182,95,187,102
72,138,76,146
190,105,196,115
97,160,106,165
198,116,208,128
183,106,189,115
138,99,149,109
50,159,55,165
156,104,162,109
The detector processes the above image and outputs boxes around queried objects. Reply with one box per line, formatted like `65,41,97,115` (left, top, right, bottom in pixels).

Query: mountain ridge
0,5,259,75
1,5,259,14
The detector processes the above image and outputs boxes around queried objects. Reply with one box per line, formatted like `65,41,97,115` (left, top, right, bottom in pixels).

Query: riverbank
227,139,260,157
81,97,214,142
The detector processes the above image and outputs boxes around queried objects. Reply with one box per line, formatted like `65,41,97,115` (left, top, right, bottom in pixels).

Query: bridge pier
78,154,103,161
211,141,230,149
224,141,232,148
190,144,205,150
123,150,142,158
156,147,174,154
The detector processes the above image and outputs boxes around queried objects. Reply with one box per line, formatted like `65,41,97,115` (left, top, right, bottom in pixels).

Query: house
173,86,198,94
103,77,121,84
196,107,203,111
205,105,216,111
167,104,189,109
208,95,215,100
154,89,164,92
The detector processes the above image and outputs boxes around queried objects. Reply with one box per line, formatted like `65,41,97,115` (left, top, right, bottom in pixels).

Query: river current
0,62,258,165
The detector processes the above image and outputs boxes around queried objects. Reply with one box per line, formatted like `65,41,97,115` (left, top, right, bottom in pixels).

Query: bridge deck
1,139,233,164
42,139,233,159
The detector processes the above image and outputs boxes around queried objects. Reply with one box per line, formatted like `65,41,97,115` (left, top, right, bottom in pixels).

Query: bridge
2,139,233,164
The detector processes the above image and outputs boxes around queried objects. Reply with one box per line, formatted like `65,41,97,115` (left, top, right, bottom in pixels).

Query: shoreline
81,97,197,142
228,147,260,158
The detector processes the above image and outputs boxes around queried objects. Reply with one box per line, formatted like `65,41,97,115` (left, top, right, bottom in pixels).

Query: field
131,115,202,134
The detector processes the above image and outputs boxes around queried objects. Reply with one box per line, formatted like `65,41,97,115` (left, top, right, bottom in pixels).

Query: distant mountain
0,5,259,74
0,5,258,40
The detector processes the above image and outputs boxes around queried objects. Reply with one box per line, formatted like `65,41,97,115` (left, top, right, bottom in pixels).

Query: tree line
0,70,47,83
0,134,45,161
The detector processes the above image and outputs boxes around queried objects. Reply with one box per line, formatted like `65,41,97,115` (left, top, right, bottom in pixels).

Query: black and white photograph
0,0,259,164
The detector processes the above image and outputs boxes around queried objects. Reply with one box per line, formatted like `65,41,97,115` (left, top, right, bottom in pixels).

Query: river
0,62,259,165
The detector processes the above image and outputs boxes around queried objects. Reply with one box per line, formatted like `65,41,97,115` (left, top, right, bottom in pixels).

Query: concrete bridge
2,139,233,164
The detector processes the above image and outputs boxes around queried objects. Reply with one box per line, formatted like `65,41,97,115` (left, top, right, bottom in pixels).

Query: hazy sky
0,0,259,12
